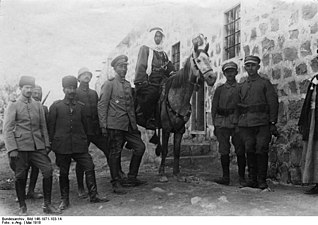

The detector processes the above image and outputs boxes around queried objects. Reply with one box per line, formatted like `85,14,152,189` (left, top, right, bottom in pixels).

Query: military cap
19,76,35,88
62,75,78,88
222,61,238,72
111,55,128,68
33,84,42,91
78,67,92,79
244,55,261,65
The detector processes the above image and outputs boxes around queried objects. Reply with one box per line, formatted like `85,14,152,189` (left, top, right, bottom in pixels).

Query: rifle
42,91,51,105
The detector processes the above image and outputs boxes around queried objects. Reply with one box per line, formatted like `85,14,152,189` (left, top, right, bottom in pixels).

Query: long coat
3,95,50,153
48,98,88,154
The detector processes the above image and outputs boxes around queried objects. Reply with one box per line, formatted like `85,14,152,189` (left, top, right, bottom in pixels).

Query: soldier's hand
101,128,108,137
9,150,18,159
270,124,279,137
45,147,51,155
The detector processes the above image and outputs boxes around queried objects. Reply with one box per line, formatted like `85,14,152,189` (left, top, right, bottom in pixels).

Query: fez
222,61,238,72
19,76,35,88
244,55,261,65
78,67,92,79
62,75,78,88
111,55,128,68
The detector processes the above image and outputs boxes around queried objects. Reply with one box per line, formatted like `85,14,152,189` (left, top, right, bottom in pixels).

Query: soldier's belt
238,104,268,114
216,108,235,116
134,80,161,87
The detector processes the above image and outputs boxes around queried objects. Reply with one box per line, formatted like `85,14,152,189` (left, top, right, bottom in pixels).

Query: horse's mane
168,57,191,89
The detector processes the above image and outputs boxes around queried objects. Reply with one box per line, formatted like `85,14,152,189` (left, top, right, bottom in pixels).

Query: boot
42,177,61,214
304,184,318,195
112,181,127,195
75,164,88,199
58,176,70,210
16,179,27,216
85,170,109,203
243,153,258,188
237,154,247,187
214,155,230,185
126,155,147,186
257,153,269,190
26,166,43,199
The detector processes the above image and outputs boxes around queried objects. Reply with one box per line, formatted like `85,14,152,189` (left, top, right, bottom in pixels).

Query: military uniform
3,76,59,215
238,56,279,189
98,55,146,192
212,62,246,185
134,28,175,129
48,76,108,210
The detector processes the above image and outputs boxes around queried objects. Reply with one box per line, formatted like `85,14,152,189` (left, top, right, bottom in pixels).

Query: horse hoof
159,176,168,183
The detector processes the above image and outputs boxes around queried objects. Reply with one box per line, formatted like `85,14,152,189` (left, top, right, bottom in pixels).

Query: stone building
97,0,318,183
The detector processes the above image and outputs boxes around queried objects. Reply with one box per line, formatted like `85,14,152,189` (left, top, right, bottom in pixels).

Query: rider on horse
134,27,175,130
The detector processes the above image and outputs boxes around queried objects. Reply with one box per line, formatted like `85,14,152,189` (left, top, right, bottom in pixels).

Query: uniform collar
115,73,126,83
18,95,32,103
79,82,89,91
247,74,260,82
224,81,237,88
63,97,76,105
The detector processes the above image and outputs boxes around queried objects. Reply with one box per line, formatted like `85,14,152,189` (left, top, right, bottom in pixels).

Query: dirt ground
1,144,318,217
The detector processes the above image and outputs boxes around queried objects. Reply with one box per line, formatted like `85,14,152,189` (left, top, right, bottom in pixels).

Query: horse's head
190,34,217,87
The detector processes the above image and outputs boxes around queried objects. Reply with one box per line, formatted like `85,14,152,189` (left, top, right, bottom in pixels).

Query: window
171,42,180,71
190,79,205,133
224,4,241,59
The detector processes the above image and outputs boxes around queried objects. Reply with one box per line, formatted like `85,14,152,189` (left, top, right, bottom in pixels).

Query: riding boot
85,170,109,203
237,154,247,186
126,155,147,186
75,164,88,199
15,179,27,216
42,177,61,214
257,153,269,189
243,153,258,188
58,176,70,210
118,155,127,180
109,157,127,193
26,166,43,199
214,155,230,185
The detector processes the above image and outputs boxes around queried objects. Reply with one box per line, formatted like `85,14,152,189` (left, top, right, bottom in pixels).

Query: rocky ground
1,143,318,217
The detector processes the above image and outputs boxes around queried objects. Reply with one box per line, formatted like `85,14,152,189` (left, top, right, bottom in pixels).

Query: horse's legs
159,131,170,176
173,133,183,175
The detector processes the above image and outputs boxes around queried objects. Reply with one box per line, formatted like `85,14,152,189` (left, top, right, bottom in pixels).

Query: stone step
165,155,219,167
167,141,217,157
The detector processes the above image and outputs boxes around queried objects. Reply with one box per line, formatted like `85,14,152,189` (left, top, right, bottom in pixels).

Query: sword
42,91,50,105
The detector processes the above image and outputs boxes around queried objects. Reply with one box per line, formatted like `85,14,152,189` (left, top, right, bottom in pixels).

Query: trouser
12,150,53,208
55,152,98,201
107,127,145,184
239,125,271,183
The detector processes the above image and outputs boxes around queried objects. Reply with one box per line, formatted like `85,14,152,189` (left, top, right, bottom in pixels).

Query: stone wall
97,0,318,182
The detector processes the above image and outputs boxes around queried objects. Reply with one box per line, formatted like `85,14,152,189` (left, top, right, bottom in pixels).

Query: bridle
190,53,213,88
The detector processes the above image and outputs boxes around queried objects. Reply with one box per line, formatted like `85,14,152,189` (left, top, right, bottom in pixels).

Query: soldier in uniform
134,27,175,129
48,76,109,211
74,67,110,199
98,55,146,195
238,56,279,189
3,76,60,216
212,61,246,186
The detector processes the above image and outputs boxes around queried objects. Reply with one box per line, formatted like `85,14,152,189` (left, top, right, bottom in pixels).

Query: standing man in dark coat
98,55,146,194
3,76,60,216
212,62,246,186
48,76,109,211
238,56,279,189
134,27,175,129
74,67,111,199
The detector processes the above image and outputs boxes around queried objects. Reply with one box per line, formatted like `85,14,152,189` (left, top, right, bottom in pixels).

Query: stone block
272,53,283,64
272,68,281,80
290,147,302,167
299,79,310,94
300,41,312,57
167,142,211,157
289,167,302,185
310,57,318,72
289,80,298,94
243,45,250,56
278,101,287,124
269,149,278,163
310,23,318,34
296,63,307,76
302,3,318,20
289,29,299,39
268,163,278,179
289,10,299,26
262,37,275,52
270,18,279,32
278,36,285,49
250,28,257,40
279,162,290,183
252,46,259,55
283,68,292,78
283,47,298,61
288,100,304,121
262,54,270,66
259,23,268,35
